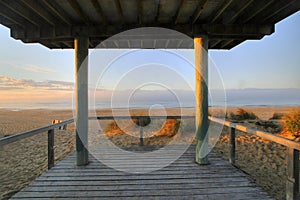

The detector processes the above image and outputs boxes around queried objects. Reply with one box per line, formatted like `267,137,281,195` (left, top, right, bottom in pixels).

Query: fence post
286,147,299,200
48,129,54,169
139,118,144,146
229,126,236,165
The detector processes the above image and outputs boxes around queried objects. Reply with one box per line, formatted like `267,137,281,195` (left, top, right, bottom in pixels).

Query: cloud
0,61,57,73
23,65,57,73
0,76,74,91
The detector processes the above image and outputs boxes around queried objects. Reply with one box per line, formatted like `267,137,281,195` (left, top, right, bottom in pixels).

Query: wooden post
75,36,89,166
138,117,144,146
229,126,236,165
286,147,299,200
139,126,144,146
194,36,209,165
48,129,54,169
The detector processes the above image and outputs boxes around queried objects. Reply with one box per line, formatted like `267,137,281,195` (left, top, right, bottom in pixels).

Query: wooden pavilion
0,0,299,199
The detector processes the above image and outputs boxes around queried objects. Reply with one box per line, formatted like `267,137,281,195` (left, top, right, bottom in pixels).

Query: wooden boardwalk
12,145,273,199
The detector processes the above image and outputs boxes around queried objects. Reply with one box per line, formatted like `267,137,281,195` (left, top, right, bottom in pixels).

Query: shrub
104,120,123,136
132,116,151,127
269,112,284,120
283,111,300,138
155,119,181,137
229,108,258,121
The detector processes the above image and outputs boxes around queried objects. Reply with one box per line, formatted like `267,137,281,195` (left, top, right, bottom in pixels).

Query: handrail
209,116,300,200
94,116,195,120
0,118,74,146
0,116,192,169
209,116,300,151
0,116,194,147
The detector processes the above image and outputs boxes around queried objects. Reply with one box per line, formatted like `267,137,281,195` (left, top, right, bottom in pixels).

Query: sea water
1,89,299,110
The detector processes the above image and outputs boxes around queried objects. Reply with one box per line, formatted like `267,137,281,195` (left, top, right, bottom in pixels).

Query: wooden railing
209,116,300,200
0,115,299,199
0,118,74,169
0,116,192,169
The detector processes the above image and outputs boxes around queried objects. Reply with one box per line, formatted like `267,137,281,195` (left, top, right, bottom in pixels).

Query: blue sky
0,11,299,108
0,11,299,89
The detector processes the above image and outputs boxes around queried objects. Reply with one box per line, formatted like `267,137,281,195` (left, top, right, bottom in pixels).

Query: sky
0,11,299,109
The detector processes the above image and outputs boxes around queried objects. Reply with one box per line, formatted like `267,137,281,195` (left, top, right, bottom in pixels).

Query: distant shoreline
1,104,300,112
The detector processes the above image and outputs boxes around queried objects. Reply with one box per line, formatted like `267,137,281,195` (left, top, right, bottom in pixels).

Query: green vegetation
228,108,259,121
283,111,300,138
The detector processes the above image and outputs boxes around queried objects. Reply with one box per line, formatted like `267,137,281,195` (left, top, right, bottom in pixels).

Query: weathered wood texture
229,126,236,165
209,117,300,151
1,0,298,49
47,129,54,170
286,148,300,200
75,36,89,166
195,37,209,164
210,116,300,200
12,145,273,199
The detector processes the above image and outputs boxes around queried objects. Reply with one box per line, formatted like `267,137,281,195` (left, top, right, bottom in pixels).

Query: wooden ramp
12,145,273,199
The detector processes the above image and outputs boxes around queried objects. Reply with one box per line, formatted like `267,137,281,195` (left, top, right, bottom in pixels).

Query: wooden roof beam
210,0,235,23
226,0,254,23
137,0,142,24
41,0,73,25
209,40,221,49
61,41,73,48
191,0,209,24
243,0,275,23
202,24,274,37
0,1,39,30
155,0,161,22
1,0,50,27
226,39,245,49
91,0,107,25
220,39,234,49
174,0,185,24
11,23,274,41
261,0,298,23
267,1,300,24
114,0,124,24
176,39,184,48
67,0,90,24
165,39,170,48
0,16,14,25
20,0,59,26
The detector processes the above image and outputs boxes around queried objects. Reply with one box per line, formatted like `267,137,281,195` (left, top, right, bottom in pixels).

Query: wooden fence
209,116,300,200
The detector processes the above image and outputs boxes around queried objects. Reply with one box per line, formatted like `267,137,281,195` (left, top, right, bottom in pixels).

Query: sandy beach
0,106,299,199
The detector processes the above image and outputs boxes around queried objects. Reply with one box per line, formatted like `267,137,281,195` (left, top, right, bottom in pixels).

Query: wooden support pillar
75,36,89,166
194,36,209,165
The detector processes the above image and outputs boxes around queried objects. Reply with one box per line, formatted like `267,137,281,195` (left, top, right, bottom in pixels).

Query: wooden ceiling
0,0,299,49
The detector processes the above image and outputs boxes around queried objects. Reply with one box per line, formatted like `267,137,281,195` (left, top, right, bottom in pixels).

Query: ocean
1,88,299,110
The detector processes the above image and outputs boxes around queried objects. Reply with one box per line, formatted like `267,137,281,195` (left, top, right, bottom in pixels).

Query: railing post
286,147,299,200
229,126,236,165
48,129,54,169
139,118,144,146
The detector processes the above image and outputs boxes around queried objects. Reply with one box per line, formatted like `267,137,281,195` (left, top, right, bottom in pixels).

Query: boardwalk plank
12,145,273,199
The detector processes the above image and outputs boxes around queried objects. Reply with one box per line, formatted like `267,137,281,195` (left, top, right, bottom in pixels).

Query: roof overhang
0,0,299,49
